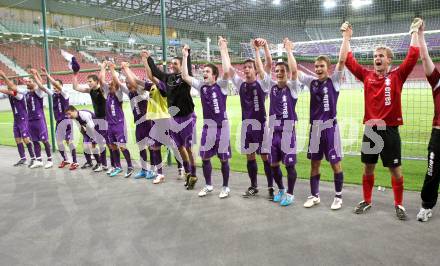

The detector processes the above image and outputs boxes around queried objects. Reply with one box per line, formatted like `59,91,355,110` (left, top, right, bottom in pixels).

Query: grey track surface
0,146,438,266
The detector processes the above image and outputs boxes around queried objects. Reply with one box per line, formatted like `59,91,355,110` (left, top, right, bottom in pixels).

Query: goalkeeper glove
409,18,423,34
340,21,351,32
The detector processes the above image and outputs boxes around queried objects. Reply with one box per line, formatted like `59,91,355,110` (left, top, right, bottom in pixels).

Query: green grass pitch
0,87,433,191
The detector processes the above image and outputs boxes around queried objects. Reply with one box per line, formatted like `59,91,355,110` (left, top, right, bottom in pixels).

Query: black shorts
361,126,401,167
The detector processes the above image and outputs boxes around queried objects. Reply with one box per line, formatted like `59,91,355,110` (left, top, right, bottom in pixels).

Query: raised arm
344,24,370,82
30,68,50,95
72,73,90,93
181,45,195,86
121,62,139,90
147,55,167,82
0,87,14,96
253,40,266,78
98,61,107,86
0,70,17,92
397,18,422,80
284,38,298,80
337,21,352,72
418,21,435,76
141,51,161,86
108,62,121,89
41,67,62,91
409,18,421,47
218,36,234,79
261,39,273,74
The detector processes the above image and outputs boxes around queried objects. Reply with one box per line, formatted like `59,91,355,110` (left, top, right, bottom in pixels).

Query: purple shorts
241,122,270,155
199,123,231,160
55,119,73,142
270,130,297,166
135,120,151,143
29,119,48,142
307,123,342,164
107,123,127,144
170,113,196,148
148,119,172,148
13,117,29,139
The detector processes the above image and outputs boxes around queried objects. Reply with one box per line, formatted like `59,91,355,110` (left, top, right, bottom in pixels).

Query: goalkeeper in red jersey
344,18,422,220
416,21,440,222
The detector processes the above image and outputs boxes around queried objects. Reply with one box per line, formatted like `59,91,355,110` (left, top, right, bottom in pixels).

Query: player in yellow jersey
141,51,180,184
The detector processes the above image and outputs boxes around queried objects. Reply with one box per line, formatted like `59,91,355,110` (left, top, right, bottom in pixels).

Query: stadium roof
1,0,439,24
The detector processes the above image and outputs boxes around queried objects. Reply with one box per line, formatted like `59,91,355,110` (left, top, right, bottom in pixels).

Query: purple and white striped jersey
23,88,45,121
232,73,271,123
103,84,126,126
45,89,70,122
299,71,343,124
192,78,229,125
8,93,28,121
268,79,301,131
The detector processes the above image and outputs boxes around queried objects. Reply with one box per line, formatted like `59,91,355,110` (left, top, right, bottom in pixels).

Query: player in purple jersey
72,69,109,172
11,70,53,169
0,70,35,167
121,61,156,179
101,61,134,178
34,68,78,170
261,40,302,207
182,45,232,199
219,36,275,199
285,23,350,210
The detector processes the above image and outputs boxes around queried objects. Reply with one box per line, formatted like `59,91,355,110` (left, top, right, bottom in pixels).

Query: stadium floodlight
352,0,372,9
324,0,337,9
273,0,281,6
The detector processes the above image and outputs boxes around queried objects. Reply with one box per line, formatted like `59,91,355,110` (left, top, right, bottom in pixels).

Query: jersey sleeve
298,71,316,88
14,93,24,100
79,111,95,129
331,70,344,92
259,72,273,93
16,87,28,95
115,87,124,101
345,52,369,82
191,78,204,93
45,88,54,96
101,83,110,97
144,81,153,92
157,80,168,97
217,79,229,95
120,83,130,95
427,67,440,92
35,87,45,98
287,79,301,99
231,74,243,90
60,89,69,99
397,46,420,81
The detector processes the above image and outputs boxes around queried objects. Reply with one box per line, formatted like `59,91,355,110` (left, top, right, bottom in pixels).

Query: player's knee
331,162,342,173
271,162,280,167
389,166,402,178
364,163,376,175
247,153,256,161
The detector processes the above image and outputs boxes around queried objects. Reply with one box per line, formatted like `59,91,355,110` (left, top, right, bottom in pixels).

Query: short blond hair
315,55,331,68
374,46,394,59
